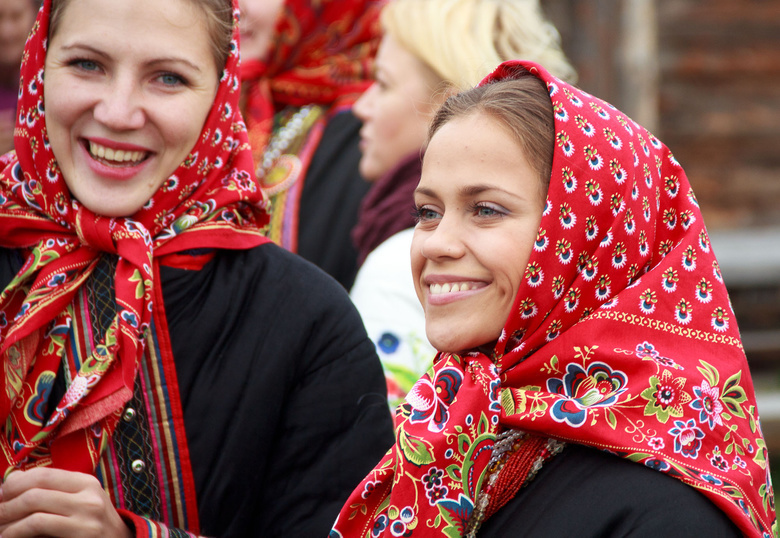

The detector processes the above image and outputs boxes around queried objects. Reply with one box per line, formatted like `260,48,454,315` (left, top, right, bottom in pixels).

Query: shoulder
216,243,357,316
479,443,741,537
162,243,361,333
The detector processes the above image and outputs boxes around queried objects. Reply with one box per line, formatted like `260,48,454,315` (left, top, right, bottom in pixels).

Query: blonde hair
381,0,576,91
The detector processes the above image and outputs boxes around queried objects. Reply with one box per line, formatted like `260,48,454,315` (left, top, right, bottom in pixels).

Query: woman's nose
421,215,465,260
352,83,376,122
93,76,145,131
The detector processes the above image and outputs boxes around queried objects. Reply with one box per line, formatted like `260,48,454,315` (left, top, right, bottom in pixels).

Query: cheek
43,89,75,158
372,105,405,142
491,234,537,299
161,96,213,154
43,73,91,133
410,234,426,300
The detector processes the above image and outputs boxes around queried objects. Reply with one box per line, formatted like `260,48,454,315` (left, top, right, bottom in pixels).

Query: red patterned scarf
0,0,269,476
240,0,382,249
333,61,776,537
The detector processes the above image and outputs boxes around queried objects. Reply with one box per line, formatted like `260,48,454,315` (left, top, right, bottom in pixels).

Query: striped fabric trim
98,263,200,533
119,509,199,538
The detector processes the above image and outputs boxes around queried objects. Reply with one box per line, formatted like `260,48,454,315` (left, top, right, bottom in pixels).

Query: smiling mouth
429,282,481,295
87,140,149,167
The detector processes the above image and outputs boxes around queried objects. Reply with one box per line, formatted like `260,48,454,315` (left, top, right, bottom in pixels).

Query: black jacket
1,244,395,536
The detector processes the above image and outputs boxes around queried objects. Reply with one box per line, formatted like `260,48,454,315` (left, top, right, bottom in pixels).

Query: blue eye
74,59,100,71
476,205,498,217
413,206,440,222
159,73,185,86
471,203,505,218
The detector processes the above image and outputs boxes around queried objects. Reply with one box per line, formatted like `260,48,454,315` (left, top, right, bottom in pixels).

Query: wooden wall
543,0,780,229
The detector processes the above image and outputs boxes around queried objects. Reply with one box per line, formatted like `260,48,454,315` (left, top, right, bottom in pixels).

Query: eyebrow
58,43,203,74
415,183,530,201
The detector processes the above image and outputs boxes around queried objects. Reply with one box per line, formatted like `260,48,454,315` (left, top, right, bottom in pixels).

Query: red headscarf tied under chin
332,61,776,537
0,0,268,476
240,0,383,155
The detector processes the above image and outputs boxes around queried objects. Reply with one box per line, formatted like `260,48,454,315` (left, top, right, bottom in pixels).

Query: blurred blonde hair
381,0,576,91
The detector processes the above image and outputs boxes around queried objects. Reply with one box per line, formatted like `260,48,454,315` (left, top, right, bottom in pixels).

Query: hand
0,110,14,155
0,467,133,538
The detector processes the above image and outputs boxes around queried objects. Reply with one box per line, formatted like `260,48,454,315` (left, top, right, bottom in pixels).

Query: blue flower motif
488,376,501,412
436,494,473,535
701,473,723,486
547,362,628,427
635,341,659,359
120,310,139,328
645,458,670,472
371,514,388,537
14,302,31,320
25,372,55,426
47,273,67,288
422,468,444,490
378,332,400,354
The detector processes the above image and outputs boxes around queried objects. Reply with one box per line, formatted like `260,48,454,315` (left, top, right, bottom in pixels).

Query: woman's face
411,112,545,354
353,34,445,182
238,0,285,62
43,0,219,217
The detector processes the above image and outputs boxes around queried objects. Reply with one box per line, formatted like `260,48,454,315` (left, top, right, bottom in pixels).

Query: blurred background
543,0,780,473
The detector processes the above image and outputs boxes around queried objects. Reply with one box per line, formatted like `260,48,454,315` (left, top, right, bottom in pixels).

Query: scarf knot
74,207,150,257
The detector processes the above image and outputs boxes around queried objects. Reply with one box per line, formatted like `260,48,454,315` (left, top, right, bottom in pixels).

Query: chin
426,317,504,356
427,333,494,357
358,160,380,182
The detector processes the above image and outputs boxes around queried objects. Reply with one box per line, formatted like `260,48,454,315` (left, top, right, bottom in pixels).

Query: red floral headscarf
0,0,268,476
240,0,383,154
333,61,776,537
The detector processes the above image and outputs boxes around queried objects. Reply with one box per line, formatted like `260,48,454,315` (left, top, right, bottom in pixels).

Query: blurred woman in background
349,0,576,407
239,0,384,289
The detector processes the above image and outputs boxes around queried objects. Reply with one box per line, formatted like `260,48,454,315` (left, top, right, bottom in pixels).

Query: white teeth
429,282,476,295
88,141,146,164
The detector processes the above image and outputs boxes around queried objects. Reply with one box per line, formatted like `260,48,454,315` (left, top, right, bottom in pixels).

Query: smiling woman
411,112,545,353
333,62,777,537
44,0,220,217
0,0,393,536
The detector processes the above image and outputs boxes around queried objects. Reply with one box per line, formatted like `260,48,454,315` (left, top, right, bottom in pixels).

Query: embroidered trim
588,310,743,349
465,430,566,536
97,265,199,532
